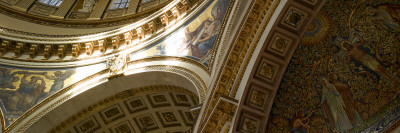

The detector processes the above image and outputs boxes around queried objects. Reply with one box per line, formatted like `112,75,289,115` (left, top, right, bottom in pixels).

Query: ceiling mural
267,0,400,133
129,0,231,67
0,63,106,127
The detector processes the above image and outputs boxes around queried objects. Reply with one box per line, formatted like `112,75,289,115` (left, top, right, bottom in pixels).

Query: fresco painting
0,63,106,127
130,0,230,67
267,0,400,133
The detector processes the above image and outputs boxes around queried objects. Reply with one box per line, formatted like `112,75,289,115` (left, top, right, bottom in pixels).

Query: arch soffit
9,68,203,132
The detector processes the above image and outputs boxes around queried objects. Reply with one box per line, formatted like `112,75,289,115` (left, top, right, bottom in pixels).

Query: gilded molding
201,96,238,133
125,65,208,100
231,0,279,97
215,0,240,69
198,0,280,130
128,56,209,74
205,0,236,72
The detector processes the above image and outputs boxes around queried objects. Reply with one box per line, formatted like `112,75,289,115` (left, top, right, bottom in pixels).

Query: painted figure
342,34,398,84
320,78,353,133
183,3,226,58
366,4,400,33
0,68,21,89
291,110,316,133
9,73,47,111
44,70,74,94
184,19,220,58
328,73,363,125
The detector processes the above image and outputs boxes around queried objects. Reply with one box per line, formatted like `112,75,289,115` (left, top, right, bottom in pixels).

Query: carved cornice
0,0,205,64
232,0,327,132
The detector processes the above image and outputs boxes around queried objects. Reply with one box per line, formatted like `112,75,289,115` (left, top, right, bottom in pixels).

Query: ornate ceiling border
232,0,327,132
1,61,207,132
196,0,281,131
128,56,209,73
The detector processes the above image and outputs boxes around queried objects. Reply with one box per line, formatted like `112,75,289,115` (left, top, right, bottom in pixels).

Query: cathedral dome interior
0,0,399,133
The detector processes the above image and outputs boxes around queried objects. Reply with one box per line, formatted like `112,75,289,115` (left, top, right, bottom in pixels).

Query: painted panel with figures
0,63,106,127
130,0,231,67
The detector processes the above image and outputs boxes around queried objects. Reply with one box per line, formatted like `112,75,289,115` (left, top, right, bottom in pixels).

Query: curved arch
7,69,202,133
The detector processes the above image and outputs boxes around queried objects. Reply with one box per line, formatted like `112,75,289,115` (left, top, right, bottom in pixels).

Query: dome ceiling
0,0,234,132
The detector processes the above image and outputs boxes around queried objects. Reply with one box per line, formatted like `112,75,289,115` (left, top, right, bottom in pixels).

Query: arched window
38,0,63,6
109,0,130,9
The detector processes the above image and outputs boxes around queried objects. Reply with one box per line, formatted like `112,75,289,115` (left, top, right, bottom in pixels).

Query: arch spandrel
0,63,107,128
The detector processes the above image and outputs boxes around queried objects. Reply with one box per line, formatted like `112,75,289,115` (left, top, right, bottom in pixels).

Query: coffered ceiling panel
51,85,199,133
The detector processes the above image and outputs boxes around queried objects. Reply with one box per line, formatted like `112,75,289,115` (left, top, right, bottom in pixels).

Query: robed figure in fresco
184,19,220,58
179,0,229,59
157,0,230,65
342,34,399,84
327,73,363,125
320,78,353,133
44,70,74,95
8,73,47,112
291,110,316,133
0,68,21,89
